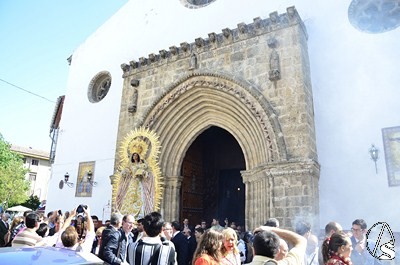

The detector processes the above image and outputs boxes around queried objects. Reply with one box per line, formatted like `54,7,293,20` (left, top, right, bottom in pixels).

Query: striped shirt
12,228,43,247
127,236,176,265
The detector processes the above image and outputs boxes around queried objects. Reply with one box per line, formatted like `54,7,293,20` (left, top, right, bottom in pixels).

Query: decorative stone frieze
120,6,306,76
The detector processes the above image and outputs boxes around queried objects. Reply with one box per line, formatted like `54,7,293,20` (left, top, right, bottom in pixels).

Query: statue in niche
189,53,197,70
128,88,138,113
96,78,111,100
268,50,281,81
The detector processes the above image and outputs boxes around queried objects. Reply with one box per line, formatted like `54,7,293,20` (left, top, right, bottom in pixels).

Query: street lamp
64,172,74,187
369,144,379,174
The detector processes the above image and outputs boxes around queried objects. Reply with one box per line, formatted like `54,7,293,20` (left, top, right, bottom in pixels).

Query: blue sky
0,0,128,151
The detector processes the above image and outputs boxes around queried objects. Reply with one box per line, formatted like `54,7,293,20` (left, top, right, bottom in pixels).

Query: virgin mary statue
114,128,162,217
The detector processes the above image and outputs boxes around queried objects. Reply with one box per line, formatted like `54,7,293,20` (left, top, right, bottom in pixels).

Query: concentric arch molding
141,71,288,164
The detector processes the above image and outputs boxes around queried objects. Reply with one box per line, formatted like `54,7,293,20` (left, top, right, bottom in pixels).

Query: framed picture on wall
382,126,400,186
75,161,95,197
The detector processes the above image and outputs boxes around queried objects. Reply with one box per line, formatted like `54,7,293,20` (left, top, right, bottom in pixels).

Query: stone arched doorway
142,72,287,229
180,126,246,227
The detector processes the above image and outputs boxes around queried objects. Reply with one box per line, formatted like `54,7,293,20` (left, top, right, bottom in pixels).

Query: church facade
113,7,319,230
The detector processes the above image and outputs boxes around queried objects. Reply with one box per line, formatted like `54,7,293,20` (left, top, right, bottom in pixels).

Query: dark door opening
180,126,245,228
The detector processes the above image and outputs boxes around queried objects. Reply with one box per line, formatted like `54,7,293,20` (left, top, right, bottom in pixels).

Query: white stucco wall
47,0,399,231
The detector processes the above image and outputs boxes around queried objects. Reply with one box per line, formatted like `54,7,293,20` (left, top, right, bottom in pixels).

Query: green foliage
20,195,41,210
0,134,30,209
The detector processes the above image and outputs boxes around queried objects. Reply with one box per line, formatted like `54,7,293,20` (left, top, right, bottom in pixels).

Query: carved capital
129,60,138,69
222,28,231,38
267,37,277,48
169,46,178,55
139,57,147,66
180,42,190,52
130,79,140,87
208,32,217,43
195,37,204,47
148,53,156,63
253,17,262,28
121,63,130,73
238,23,247,34
269,11,279,23
159,49,167,59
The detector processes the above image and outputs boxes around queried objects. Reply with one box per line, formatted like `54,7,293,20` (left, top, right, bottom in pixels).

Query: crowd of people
0,209,390,265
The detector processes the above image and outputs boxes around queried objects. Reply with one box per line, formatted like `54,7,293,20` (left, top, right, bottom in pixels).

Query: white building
46,0,399,232
10,145,51,202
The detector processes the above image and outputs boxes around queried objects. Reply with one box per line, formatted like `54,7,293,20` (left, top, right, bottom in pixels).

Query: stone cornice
120,6,305,76
242,159,320,183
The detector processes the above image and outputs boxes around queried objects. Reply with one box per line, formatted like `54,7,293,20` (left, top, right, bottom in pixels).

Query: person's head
195,227,205,241
162,222,173,239
275,238,289,261
243,231,254,244
183,228,191,238
25,213,40,229
110,213,122,228
264,218,280,228
351,219,367,241
325,221,342,237
137,218,145,232
1,212,10,222
322,232,352,263
183,218,189,225
306,234,319,255
36,222,49,237
131,153,140,163
252,230,280,258
171,221,181,232
221,227,239,255
91,215,99,227
96,226,105,244
212,218,219,226
201,220,207,229
105,220,111,226
295,220,311,238
193,229,223,263
122,214,135,233
143,212,164,237
10,216,24,230
61,226,79,247
23,210,33,223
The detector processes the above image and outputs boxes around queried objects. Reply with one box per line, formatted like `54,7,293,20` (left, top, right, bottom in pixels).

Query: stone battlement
121,6,305,75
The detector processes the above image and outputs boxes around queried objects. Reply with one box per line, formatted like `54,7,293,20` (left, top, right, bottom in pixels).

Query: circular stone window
88,71,112,103
180,0,217,9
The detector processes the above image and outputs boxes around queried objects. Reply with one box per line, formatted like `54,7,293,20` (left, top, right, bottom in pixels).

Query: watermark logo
366,222,395,260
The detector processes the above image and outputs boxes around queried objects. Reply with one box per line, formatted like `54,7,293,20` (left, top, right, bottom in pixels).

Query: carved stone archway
142,72,287,228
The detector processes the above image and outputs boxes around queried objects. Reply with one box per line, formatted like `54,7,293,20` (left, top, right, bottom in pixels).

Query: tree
0,134,30,210
20,195,41,211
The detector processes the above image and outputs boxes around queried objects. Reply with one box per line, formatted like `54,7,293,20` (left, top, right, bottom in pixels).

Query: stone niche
116,6,320,231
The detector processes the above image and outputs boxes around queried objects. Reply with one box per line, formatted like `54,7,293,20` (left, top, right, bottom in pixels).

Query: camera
76,204,87,214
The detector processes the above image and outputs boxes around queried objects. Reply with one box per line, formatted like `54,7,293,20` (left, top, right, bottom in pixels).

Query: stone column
162,176,183,222
265,160,320,230
242,160,320,231
242,168,270,231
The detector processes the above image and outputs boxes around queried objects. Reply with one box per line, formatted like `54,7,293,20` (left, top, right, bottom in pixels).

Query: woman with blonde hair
4,216,23,246
220,227,241,265
192,229,223,265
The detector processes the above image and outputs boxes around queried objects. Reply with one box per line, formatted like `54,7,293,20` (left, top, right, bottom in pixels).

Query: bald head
275,238,288,261
324,221,342,237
